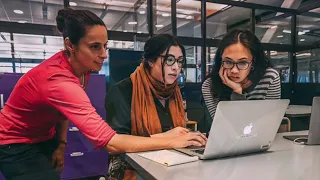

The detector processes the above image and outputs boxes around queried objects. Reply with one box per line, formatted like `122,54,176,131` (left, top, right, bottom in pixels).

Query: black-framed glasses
160,55,185,68
222,60,252,70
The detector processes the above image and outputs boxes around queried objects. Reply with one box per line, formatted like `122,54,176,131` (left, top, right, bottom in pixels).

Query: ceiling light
283,30,291,34
162,13,170,17
69,2,77,6
300,39,305,42
137,31,142,34
270,51,277,55
296,53,311,57
18,20,27,24
128,21,138,25
186,15,193,20
303,30,310,33
277,35,283,38
270,25,278,29
177,14,187,18
298,32,305,35
13,10,23,14
139,11,145,14
123,30,128,32
155,24,163,28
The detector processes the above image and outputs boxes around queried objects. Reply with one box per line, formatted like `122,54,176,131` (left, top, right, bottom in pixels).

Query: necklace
80,74,85,89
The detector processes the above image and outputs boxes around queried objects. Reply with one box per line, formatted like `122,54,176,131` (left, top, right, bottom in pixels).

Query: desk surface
285,105,312,116
125,131,320,180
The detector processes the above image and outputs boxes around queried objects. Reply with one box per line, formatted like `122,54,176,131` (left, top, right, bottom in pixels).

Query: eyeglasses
160,55,185,68
221,60,252,70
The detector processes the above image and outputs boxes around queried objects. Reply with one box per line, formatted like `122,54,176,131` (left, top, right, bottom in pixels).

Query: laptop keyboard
191,149,205,155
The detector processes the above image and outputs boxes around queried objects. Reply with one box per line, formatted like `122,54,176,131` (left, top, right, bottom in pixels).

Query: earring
251,66,254,71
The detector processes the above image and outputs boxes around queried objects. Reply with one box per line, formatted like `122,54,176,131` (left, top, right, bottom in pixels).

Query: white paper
138,150,198,166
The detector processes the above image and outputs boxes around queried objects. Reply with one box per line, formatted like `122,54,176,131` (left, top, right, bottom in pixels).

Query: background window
255,11,292,45
269,51,290,83
297,49,320,83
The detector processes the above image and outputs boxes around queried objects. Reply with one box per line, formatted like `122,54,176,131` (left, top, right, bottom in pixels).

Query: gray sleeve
265,74,281,99
230,91,247,100
202,78,220,120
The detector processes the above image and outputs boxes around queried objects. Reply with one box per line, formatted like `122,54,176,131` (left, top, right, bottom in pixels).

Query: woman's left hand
220,68,243,94
52,144,66,173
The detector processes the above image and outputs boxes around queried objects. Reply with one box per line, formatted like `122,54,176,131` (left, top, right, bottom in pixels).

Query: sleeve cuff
231,91,246,101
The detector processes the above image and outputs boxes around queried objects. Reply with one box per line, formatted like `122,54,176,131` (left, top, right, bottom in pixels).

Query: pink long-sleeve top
0,51,116,148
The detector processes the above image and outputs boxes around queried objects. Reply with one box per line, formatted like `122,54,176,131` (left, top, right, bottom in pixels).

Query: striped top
202,67,281,126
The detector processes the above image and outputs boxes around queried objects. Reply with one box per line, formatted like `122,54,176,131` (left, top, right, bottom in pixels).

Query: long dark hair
143,34,186,83
208,29,271,99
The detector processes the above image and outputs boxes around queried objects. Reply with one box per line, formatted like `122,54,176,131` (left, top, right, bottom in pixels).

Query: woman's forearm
105,134,171,154
56,119,68,146
150,133,164,138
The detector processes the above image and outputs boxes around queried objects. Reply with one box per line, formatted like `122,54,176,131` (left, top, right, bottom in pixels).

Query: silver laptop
175,99,290,159
283,97,320,145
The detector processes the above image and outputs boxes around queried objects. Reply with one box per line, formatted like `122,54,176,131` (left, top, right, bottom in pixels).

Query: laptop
283,97,320,145
175,99,290,160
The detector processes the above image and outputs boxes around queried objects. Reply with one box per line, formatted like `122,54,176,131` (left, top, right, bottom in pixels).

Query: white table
125,131,320,180
285,105,312,117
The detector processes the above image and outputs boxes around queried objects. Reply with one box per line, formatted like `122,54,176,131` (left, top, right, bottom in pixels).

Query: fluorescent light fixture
296,53,311,57
155,24,163,28
303,30,310,33
137,31,142,34
177,14,187,18
283,30,308,35
128,21,138,25
300,39,305,42
69,2,77,6
270,51,278,55
18,20,27,24
277,35,283,38
186,15,193,20
162,13,170,17
270,25,278,29
139,11,145,14
283,30,291,34
13,10,23,14
123,30,128,32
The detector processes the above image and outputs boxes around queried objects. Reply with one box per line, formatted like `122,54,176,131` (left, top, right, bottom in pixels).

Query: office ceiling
0,0,319,59
0,0,317,33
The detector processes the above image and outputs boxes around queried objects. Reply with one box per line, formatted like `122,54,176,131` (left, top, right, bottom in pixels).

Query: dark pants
0,138,60,180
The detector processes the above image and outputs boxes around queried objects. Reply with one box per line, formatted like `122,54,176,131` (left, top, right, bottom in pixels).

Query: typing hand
162,127,189,138
168,132,207,148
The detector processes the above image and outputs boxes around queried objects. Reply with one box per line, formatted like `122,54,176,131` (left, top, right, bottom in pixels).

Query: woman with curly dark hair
202,29,281,132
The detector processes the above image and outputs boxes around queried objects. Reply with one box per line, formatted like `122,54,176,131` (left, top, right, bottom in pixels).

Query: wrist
150,133,164,138
233,88,242,94
58,140,67,150
166,138,175,148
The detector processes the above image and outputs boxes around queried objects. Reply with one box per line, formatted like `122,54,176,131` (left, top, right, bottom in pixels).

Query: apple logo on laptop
243,123,253,135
